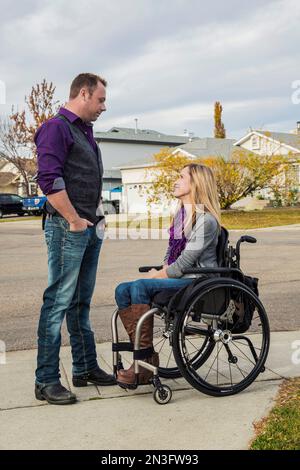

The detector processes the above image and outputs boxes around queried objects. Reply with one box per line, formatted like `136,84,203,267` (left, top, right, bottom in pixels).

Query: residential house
0,158,39,196
234,126,300,158
0,159,23,194
235,126,300,199
101,127,193,213
116,137,239,214
95,126,191,170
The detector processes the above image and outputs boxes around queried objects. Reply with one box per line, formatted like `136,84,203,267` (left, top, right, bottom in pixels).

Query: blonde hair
173,163,221,233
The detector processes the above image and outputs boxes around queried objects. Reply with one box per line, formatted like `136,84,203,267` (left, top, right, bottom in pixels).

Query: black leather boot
73,366,117,387
35,383,77,405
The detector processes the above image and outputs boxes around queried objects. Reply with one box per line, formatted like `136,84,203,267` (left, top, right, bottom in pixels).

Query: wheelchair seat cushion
152,284,189,310
151,276,210,311
152,287,185,308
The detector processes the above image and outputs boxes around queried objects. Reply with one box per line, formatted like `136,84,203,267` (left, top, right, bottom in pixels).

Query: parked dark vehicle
0,193,25,218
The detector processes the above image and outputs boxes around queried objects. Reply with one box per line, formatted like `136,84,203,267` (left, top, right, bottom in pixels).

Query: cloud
0,0,300,139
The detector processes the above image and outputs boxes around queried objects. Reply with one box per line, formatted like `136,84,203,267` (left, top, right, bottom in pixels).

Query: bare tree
0,79,60,195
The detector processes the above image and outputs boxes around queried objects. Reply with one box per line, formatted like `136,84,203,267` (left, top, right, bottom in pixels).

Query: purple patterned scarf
167,206,187,265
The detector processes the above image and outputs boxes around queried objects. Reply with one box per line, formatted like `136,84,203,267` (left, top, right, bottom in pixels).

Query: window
29,183,38,195
251,135,260,150
286,164,300,185
295,164,300,184
10,195,22,203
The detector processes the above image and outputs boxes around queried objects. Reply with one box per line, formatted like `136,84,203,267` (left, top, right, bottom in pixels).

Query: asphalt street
0,219,299,351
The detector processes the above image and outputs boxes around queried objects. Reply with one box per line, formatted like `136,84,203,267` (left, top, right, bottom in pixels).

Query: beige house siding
120,166,171,214
239,135,294,156
0,182,19,194
235,131,300,203
236,132,300,186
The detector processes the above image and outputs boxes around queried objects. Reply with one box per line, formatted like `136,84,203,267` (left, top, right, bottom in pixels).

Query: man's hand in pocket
69,217,93,232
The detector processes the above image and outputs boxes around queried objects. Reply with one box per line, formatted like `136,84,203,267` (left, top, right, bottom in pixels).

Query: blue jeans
115,278,194,309
36,216,103,386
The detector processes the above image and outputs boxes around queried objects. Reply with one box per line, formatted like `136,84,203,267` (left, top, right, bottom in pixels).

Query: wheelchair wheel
172,279,270,397
153,385,172,405
153,312,215,379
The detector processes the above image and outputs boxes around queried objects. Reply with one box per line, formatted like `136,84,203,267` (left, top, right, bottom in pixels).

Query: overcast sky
1,0,300,138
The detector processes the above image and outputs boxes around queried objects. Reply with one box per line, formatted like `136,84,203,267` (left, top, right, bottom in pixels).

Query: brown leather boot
138,351,159,384
117,304,159,387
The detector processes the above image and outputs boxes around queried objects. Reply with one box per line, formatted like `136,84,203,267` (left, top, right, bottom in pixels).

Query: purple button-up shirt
35,107,98,195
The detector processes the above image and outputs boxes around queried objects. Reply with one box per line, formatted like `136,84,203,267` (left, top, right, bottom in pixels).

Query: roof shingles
95,127,192,144
256,131,300,151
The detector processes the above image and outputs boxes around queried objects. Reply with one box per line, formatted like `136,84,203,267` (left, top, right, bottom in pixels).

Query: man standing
35,73,116,405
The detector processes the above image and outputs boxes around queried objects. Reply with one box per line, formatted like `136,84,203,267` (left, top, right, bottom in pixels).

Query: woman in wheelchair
114,163,222,388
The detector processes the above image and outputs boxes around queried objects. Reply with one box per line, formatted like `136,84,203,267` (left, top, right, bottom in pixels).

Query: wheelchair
111,227,270,405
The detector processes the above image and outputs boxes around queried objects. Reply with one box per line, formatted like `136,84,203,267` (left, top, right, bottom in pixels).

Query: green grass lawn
109,207,300,230
250,378,300,450
222,207,300,229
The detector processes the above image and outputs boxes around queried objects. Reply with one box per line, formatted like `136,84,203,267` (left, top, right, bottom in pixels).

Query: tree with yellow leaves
214,101,226,138
145,147,292,209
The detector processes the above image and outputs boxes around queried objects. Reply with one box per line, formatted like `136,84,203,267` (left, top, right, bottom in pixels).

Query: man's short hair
69,73,107,99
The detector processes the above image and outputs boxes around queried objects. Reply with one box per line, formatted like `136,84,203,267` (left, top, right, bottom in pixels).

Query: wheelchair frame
111,307,171,403
111,229,270,405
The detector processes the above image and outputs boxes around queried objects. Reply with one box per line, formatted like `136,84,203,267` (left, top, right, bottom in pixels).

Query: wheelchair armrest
139,265,163,272
182,267,243,275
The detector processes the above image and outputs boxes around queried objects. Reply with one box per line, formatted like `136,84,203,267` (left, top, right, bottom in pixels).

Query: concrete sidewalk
0,330,299,450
